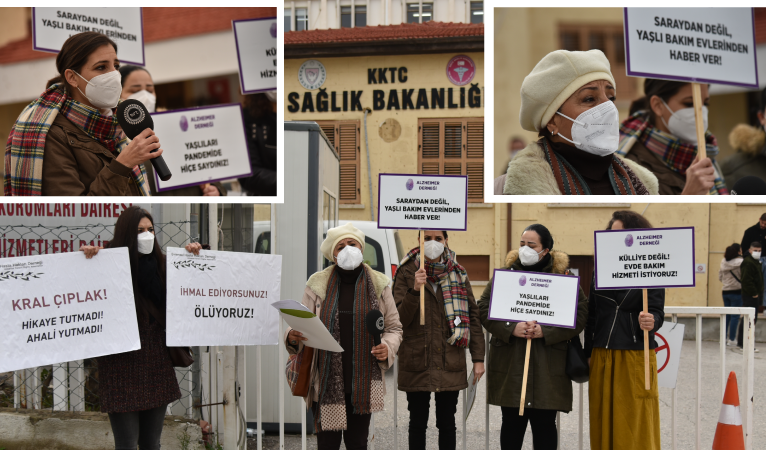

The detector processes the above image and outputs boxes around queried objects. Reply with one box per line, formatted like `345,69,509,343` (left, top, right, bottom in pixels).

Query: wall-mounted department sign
446,55,476,86
298,60,327,90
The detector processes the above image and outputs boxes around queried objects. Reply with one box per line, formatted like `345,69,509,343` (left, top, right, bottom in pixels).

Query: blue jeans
723,292,743,341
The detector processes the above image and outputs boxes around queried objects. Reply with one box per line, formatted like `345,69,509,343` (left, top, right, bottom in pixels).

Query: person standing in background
722,87,766,189
617,79,727,195
739,213,766,253
734,242,763,353
719,244,744,347
118,65,225,197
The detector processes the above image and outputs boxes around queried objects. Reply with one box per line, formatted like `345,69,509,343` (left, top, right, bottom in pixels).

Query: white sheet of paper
280,311,344,353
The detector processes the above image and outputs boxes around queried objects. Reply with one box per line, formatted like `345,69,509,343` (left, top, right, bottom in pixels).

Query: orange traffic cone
712,371,745,450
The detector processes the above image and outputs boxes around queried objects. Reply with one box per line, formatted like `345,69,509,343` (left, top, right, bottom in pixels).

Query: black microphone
731,176,766,195
365,310,384,346
115,99,172,181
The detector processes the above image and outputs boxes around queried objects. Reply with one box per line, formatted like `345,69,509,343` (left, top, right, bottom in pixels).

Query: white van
324,220,404,281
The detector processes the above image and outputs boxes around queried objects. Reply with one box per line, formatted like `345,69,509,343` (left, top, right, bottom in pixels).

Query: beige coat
284,264,403,407
503,141,660,195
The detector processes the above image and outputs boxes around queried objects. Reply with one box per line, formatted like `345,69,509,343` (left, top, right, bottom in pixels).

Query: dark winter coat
42,113,144,196
478,249,587,412
722,124,766,190
97,296,181,413
740,223,766,256
393,257,485,392
740,254,764,299
584,281,665,358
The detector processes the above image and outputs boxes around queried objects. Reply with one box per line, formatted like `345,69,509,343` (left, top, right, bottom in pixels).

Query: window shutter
418,117,484,203
317,120,361,204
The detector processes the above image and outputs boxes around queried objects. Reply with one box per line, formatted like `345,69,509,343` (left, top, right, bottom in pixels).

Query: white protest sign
151,104,252,191
233,17,277,94
594,227,695,290
0,248,139,373
624,8,758,88
0,203,149,259
655,321,685,389
377,174,467,231
487,269,580,329
165,248,282,346
33,8,145,66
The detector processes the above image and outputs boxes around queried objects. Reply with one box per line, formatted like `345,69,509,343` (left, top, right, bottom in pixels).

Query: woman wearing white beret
285,222,402,450
502,49,659,195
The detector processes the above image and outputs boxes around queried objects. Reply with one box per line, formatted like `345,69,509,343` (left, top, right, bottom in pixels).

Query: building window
317,121,361,204
559,24,633,100
284,9,292,32
418,118,484,202
407,2,433,24
470,2,483,24
296,8,309,31
341,6,352,28
355,5,367,27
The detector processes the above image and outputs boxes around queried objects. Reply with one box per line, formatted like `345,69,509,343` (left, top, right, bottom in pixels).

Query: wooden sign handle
420,230,425,326
691,83,707,163
643,288,650,390
519,338,532,415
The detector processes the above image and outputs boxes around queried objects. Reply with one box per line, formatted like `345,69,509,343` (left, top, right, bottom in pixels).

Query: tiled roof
285,21,484,45
0,7,275,64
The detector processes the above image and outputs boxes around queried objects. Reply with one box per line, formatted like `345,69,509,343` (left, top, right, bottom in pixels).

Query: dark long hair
629,78,688,125
725,244,742,261
523,223,554,251
607,210,653,230
46,32,118,94
106,206,165,318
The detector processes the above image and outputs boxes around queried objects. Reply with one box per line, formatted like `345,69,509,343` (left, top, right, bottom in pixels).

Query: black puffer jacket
584,278,665,358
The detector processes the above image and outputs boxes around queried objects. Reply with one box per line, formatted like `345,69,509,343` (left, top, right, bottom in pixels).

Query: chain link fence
0,221,201,418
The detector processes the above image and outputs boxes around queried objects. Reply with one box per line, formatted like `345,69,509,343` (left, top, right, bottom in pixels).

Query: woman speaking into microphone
80,206,201,450
285,223,402,450
5,32,161,196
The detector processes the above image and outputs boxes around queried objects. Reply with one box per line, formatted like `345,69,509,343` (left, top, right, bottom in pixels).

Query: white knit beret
320,222,365,262
519,49,616,132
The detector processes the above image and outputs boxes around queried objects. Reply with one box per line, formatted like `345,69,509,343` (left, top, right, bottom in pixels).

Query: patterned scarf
4,83,149,196
314,265,384,432
540,138,648,195
618,110,728,195
400,246,471,348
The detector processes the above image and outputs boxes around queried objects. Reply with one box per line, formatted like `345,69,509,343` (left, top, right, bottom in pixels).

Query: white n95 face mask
137,231,155,255
555,100,620,156
661,99,708,144
518,245,544,266
128,90,156,113
424,240,445,260
73,70,122,109
753,251,762,260
336,246,364,270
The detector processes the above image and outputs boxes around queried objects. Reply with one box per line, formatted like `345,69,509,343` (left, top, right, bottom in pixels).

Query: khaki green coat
478,249,587,412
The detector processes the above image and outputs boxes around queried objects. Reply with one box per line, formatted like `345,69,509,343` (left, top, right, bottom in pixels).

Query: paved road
249,340,764,449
